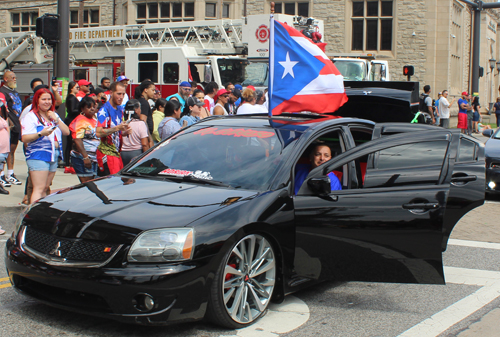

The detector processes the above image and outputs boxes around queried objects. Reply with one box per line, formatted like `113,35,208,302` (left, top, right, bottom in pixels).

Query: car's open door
440,133,485,250
293,130,471,285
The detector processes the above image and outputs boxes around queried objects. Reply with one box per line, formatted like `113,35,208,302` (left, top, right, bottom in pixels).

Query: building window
206,3,216,18
351,0,393,52
273,2,309,17
70,9,100,28
137,2,194,23
11,11,38,32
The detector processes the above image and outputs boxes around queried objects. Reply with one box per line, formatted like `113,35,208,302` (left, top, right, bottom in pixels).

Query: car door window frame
298,130,452,196
292,126,349,195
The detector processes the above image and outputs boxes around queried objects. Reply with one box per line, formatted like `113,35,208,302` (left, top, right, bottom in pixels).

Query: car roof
197,113,376,133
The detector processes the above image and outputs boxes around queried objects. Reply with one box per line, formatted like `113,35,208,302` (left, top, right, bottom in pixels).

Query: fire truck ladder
0,19,246,69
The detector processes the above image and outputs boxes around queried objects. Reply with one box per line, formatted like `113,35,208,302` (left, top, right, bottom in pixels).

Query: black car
5,114,485,328
483,127,500,194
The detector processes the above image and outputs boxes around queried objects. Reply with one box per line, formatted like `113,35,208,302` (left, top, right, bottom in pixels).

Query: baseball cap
186,96,204,107
234,84,243,91
246,85,256,91
0,92,6,107
125,99,140,111
461,91,469,96
179,81,191,88
78,79,91,86
232,88,241,99
93,87,105,95
117,75,129,82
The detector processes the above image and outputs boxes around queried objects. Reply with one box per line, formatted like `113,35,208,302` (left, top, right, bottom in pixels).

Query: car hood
485,138,500,159
24,175,258,244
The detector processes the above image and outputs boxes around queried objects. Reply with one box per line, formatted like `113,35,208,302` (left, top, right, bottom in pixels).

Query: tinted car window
126,126,297,190
377,141,448,170
458,138,476,162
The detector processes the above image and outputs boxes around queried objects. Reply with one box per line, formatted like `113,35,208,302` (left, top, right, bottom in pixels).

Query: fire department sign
256,25,270,43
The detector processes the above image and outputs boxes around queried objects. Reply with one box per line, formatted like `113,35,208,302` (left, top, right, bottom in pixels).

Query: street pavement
0,132,499,336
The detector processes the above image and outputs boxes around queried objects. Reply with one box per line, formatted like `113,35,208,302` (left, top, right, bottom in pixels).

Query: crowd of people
419,85,494,134
0,72,269,216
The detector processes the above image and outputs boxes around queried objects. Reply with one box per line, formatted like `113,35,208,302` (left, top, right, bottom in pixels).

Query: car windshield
333,60,366,81
493,128,500,139
125,125,298,190
217,59,268,87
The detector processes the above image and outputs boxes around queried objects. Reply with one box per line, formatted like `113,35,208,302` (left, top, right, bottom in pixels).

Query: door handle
451,175,477,183
402,203,439,210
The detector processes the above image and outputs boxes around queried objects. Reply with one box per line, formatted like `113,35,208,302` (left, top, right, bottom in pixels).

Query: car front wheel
208,233,277,328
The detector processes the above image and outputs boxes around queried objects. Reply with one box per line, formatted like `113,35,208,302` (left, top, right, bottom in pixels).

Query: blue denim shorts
473,111,480,122
0,152,8,164
71,152,97,177
26,149,60,172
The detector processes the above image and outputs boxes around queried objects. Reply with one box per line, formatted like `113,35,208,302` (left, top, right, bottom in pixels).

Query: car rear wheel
207,233,277,328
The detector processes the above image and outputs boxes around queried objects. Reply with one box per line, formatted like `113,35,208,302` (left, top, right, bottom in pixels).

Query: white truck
0,14,324,98
329,53,390,81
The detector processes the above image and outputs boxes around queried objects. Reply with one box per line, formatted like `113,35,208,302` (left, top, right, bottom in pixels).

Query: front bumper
5,236,214,325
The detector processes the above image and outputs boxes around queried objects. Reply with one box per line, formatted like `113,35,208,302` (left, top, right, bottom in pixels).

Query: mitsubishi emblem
49,242,62,257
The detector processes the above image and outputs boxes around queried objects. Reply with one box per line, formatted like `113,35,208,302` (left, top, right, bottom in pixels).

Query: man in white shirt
438,90,455,129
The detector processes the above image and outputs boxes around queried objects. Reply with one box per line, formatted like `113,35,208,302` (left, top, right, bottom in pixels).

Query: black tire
207,233,277,329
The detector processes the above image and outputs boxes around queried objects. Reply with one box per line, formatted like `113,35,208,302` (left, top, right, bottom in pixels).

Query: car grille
24,227,120,262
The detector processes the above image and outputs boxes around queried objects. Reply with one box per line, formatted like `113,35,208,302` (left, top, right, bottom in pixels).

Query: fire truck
0,14,323,99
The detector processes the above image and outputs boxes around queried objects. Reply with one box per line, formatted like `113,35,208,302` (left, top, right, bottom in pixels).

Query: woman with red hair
21,88,70,203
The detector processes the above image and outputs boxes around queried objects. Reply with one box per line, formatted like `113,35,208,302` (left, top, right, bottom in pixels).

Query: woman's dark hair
78,96,95,112
134,86,142,99
67,81,78,98
204,81,218,95
153,98,167,112
193,88,204,97
139,80,155,97
164,99,182,117
472,96,479,105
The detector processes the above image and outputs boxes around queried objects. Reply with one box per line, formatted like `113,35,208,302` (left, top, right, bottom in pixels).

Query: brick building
0,0,499,112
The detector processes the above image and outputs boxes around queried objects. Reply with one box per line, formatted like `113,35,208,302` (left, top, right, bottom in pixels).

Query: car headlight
127,228,194,263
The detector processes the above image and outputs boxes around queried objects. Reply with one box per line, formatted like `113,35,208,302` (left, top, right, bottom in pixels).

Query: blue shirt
458,98,468,114
97,101,124,153
294,163,342,195
179,115,199,127
158,117,180,140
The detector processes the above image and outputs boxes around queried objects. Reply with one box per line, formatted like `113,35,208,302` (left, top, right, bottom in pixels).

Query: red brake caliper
225,263,237,283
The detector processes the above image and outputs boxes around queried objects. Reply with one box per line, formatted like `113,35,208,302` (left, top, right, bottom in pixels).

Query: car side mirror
307,177,331,195
482,129,494,138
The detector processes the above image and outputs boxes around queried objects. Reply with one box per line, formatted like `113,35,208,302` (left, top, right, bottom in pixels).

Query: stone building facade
0,0,499,112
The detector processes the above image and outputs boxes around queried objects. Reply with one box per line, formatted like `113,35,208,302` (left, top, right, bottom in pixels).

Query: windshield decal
159,169,213,180
194,127,274,139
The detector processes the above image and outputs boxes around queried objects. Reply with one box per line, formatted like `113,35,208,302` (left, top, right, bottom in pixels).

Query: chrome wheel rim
222,234,276,324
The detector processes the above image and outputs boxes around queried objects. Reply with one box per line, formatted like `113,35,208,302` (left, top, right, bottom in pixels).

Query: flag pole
268,2,275,119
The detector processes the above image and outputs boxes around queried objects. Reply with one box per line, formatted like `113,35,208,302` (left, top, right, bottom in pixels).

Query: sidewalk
1,145,80,207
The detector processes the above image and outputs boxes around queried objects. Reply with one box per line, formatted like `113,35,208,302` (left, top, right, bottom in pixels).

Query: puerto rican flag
269,19,348,116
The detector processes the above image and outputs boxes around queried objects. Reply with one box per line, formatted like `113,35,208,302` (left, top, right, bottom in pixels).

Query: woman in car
21,88,70,203
68,96,100,183
121,99,151,165
295,143,342,195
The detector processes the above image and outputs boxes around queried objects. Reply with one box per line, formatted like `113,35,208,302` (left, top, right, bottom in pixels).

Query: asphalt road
1,198,500,337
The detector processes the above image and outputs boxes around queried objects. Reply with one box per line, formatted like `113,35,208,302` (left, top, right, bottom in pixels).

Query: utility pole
460,0,500,95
